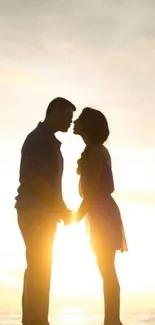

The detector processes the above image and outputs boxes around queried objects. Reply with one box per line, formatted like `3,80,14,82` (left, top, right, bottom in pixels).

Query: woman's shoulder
86,145,111,169
89,145,111,164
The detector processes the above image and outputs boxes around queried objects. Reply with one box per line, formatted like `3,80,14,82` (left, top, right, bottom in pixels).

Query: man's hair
46,97,76,117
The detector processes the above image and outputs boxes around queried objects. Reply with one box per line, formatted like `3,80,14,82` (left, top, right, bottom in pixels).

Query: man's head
45,97,76,132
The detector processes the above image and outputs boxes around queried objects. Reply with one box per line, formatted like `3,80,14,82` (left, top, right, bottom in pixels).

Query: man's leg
26,229,55,325
22,262,31,325
17,210,56,325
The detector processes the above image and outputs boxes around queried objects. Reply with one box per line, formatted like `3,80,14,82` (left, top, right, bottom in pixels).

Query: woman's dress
78,145,127,252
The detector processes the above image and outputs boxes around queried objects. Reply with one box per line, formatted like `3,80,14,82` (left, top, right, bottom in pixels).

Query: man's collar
37,122,62,148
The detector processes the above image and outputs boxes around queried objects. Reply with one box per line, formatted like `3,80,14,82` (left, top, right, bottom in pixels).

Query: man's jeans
17,209,57,325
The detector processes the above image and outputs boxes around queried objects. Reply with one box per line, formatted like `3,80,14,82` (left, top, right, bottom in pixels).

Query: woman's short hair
79,107,109,144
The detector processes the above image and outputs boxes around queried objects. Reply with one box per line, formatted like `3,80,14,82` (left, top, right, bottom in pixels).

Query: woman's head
73,107,109,144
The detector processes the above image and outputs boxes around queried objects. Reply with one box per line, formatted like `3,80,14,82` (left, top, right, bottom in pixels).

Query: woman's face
73,116,83,135
73,117,90,144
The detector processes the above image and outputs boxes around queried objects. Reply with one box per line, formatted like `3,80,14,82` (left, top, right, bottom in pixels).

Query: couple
15,97,127,325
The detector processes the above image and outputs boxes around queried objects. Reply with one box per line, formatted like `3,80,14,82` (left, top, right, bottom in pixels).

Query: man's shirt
15,122,65,213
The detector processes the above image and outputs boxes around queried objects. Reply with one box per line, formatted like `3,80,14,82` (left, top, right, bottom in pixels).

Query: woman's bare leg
93,245,122,324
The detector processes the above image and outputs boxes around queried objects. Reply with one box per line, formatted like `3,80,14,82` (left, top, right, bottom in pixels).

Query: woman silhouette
73,107,127,325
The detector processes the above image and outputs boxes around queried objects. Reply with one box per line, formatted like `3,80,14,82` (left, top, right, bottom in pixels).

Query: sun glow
0,144,155,305
0,190,155,311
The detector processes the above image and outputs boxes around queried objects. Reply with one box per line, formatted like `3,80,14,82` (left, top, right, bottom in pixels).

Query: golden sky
0,0,155,310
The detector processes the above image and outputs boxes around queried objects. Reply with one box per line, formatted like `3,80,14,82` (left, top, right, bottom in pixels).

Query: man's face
59,106,74,132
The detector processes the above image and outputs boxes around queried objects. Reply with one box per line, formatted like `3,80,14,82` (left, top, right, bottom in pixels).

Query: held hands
60,200,87,226
62,209,77,226
62,207,86,226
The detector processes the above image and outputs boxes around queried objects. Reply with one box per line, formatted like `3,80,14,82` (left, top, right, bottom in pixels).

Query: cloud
0,0,155,148
0,0,155,55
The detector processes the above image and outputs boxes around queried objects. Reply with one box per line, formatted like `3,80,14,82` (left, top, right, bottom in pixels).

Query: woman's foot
104,320,123,325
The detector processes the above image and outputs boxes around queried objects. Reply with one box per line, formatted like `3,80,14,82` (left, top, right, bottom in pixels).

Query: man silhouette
15,97,76,325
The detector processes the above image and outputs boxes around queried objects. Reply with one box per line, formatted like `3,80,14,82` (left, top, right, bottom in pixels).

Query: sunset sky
0,0,155,311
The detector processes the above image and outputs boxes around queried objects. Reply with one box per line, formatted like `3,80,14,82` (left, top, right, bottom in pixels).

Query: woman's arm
75,146,106,221
84,145,105,202
75,199,88,222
